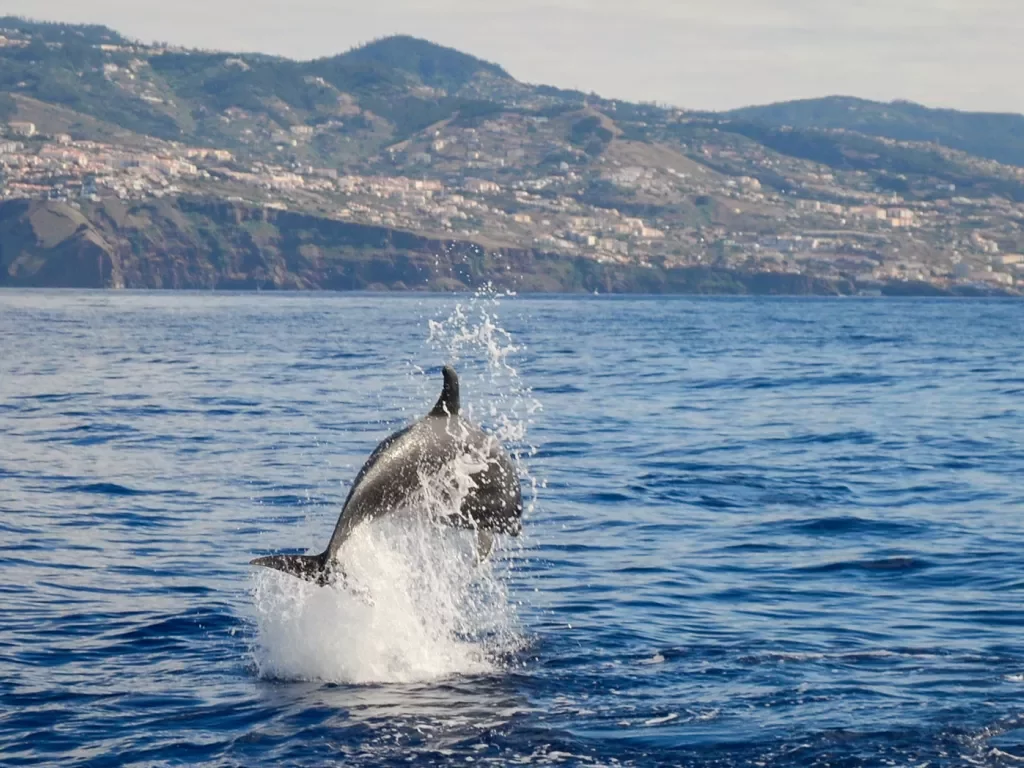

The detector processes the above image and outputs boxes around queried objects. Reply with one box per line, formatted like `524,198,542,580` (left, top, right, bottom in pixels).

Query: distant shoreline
2,199,1018,298
1,285,1018,299
2,20,1023,302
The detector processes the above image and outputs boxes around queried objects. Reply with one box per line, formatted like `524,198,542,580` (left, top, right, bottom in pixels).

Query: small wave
13,392,95,402
737,648,950,667
255,494,326,507
110,606,235,649
65,423,138,434
771,430,876,446
798,555,933,575
780,515,925,537
59,482,149,496
582,491,633,504
696,493,743,510
989,747,1024,763
193,397,261,407
533,444,589,459
845,333,910,343
741,650,826,664
689,372,895,391
533,384,585,394
643,712,679,726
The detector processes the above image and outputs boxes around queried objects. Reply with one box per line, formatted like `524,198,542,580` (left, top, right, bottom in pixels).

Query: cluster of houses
2,118,1021,290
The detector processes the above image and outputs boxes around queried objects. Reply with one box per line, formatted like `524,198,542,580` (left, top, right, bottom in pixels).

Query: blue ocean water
1,290,1023,767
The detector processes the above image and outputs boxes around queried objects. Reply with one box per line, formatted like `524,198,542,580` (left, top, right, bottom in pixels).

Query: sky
3,0,1022,114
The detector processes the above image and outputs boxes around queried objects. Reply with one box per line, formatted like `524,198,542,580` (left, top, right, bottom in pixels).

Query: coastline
2,198,1017,297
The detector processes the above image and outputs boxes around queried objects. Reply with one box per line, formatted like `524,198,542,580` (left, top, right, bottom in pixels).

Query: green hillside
335,35,511,87
727,96,1024,168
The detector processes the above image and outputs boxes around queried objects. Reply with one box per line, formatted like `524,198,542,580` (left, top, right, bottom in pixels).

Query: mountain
2,15,1021,172
0,19,523,148
1,18,1022,295
334,35,511,88
727,96,1024,168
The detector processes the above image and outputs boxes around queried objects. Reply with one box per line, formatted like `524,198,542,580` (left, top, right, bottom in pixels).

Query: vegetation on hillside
336,35,510,87
0,16,127,45
2,16,1022,184
569,116,614,155
728,96,1024,168
720,120,1024,202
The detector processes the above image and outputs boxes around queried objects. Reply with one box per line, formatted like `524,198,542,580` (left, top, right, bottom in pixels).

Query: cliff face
0,198,846,295
0,200,121,288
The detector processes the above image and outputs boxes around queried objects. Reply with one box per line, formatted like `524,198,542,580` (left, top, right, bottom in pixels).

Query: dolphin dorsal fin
430,365,460,416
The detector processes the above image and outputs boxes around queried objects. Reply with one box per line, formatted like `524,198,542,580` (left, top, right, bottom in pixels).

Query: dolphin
251,365,522,585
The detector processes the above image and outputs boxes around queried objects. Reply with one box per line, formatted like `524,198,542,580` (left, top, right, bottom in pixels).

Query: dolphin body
251,366,522,585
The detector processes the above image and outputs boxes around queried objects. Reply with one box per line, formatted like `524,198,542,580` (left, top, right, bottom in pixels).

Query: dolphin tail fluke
250,552,330,586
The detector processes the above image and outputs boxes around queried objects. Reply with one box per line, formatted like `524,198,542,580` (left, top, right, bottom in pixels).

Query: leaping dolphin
251,365,523,585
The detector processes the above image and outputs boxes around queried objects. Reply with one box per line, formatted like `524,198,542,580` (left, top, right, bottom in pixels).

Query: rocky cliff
0,197,848,294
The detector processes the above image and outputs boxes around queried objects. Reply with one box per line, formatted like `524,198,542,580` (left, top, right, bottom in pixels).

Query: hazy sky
3,0,1022,113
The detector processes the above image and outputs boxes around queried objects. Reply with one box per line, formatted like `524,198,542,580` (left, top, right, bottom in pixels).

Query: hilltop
337,35,512,87
728,96,1024,168
0,17,1022,294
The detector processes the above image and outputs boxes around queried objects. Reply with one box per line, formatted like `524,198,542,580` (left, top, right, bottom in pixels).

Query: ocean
1,290,1022,767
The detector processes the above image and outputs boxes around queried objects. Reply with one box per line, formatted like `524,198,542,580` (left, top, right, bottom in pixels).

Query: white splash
251,516,517,684
250,286,539,685
426,284,543,516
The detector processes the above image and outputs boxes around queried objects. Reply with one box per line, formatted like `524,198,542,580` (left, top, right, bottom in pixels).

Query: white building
8,122,35,137
465,178,500,194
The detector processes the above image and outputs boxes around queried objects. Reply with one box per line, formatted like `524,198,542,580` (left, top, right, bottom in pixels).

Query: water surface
1,291,1022,766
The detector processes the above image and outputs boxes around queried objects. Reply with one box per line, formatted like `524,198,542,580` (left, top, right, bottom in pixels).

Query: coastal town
4,117,1022,294
2,18,1023,293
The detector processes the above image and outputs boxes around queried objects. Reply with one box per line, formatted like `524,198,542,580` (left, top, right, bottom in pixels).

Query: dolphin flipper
250,552,329,585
